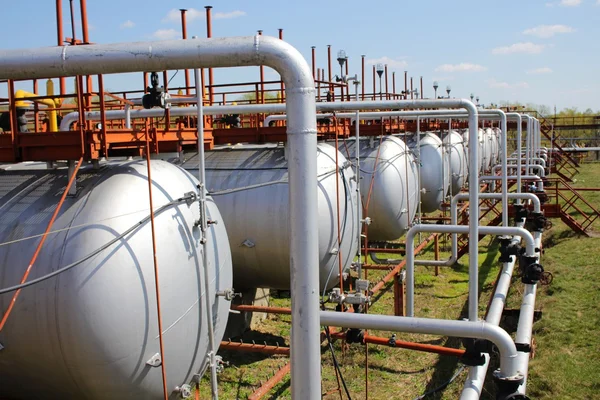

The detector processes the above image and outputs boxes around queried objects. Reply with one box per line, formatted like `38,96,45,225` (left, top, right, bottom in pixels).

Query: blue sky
2,0,599,112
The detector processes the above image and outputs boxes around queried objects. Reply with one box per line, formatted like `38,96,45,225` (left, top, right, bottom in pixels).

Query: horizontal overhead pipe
0,35,321,399
416,192,541,267
231,305,292,315
405,224,537,319
320,311,522,381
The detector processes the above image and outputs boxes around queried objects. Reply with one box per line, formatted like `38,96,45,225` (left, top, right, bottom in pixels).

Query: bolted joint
493,370,525,400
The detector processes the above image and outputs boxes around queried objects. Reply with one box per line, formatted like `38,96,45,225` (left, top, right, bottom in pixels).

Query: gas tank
183,142,360,291
406,132,450,213
482,128,494,172
0,160,232,399
442,130,469,194
338,136,419,241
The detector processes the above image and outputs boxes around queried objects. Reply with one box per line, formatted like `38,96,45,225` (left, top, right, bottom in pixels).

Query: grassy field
198,161,600,399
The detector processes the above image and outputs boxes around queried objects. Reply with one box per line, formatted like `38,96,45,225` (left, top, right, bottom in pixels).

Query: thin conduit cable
146,120,169,400
0,157,83,333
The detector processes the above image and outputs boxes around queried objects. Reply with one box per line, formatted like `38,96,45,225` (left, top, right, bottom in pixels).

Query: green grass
196,162,600,399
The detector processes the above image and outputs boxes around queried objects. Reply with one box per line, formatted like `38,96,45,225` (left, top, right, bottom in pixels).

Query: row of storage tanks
0,127,502,399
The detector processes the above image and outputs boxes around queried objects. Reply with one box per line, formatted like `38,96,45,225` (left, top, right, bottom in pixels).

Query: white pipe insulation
0,35,322,400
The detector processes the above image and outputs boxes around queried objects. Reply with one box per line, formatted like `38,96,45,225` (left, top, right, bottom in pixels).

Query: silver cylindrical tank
405,132,450,213
493,127,503,166
487,127,499,168
443,130,469,194
0,160,232,399
338,136,419,241
482,128,494,172
185,142,360,291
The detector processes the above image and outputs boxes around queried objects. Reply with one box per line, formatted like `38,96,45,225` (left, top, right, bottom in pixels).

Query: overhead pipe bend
320,310,521,380
0,35,321,400
416,192,541,267
405,224,537,319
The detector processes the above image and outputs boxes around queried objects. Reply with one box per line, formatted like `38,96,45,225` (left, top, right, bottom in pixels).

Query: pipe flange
513,204,528,224
528,211,547,233
493,370,525,399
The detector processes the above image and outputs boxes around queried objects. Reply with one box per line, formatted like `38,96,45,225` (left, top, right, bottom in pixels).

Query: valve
519,255,544,284
174,384,192,398
512,204,528,224
142,72,171,110
528,212,547,233
216,288,241,301
215,114,241,128
498,236,524,263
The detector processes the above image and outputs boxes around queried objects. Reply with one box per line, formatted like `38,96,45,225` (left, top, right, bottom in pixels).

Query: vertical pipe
384,64,389,100
420,76,423,99
194,66,220,399
327,45,332,101
361,55,365,101
56,0,66,94
515,115,522,200
205,6,214,106
33,80,39,132
278,29,285,102
79,0,93,109
392,72,396,99
180,9,190,95
317,68,321,101
500,112,508,227
404,71,408,99
79,0,89,43
327,45,332,84
372,65,376,101
410,77,414,100
258,30,265,104
311,46,316,79
69,0,76,44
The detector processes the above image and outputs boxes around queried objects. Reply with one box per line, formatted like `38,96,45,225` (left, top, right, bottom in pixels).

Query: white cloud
214,10,246,19
492,42,545,55
365,56,408,69
560,0,581,6
120,20,135,29
527,67,553,74
434,63,487,72
523,24,574,38
152,29,179,40
488,79,529,89
162,8,246,23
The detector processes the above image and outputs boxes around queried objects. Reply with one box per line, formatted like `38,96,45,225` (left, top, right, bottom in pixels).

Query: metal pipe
460,221,532,399
231,305,291,315
361,55,365,101
180,9,190,95
507,157,546,168
405,224,536,320
205,6,214,106
320,311,521,380
56,0,66,94
0,34,319,399
416,192,540,267
515,282,539,394
219,341,290,355
193,66,219,399
311,46,316,79
248,363,291,400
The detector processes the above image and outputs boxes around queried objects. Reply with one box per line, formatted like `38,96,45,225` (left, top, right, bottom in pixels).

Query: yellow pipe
14,88,60,132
